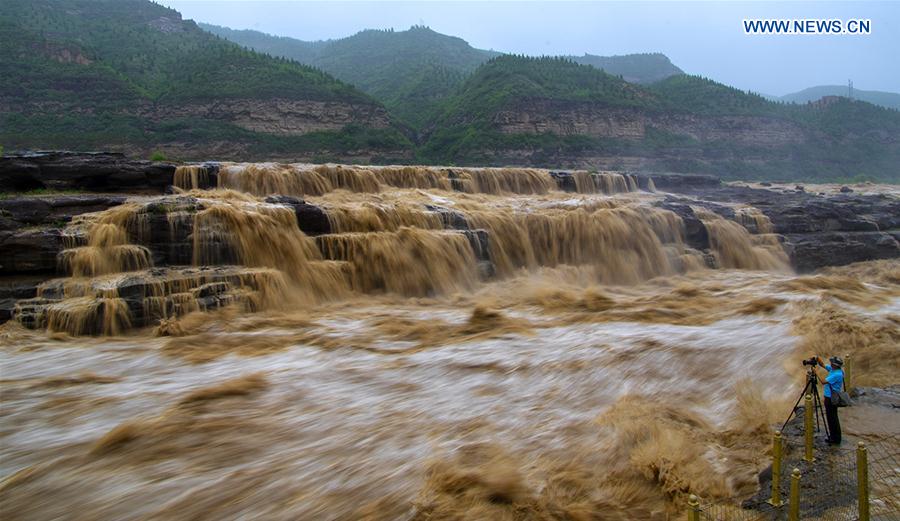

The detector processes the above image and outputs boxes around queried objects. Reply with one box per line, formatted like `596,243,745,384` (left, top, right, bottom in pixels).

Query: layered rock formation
0,152,176,192
493,99,805,146
2,152,897,328
138,99,393,135
658,183,900,272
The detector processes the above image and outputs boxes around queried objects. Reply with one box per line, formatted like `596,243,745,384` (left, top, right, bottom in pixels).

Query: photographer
814,356,844,445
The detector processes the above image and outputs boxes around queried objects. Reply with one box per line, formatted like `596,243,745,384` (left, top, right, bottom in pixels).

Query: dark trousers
824,396,842,444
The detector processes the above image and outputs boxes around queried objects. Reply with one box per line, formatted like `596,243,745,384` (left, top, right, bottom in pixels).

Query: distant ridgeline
199,24,686,129
567,53,684,84
777,86,900,111
1,0,899,182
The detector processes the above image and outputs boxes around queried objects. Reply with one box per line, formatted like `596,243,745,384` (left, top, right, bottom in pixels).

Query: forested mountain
569,53,683,84
199,24,690,129
201,24,499,128
2,1,897,181
419,56,900,182
0,0,411,162
779,86,900,111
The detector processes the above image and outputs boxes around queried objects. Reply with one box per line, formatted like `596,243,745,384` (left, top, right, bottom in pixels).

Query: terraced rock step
2,155,898,333
13,266,282,334
659,184,900,272
0,152,175,193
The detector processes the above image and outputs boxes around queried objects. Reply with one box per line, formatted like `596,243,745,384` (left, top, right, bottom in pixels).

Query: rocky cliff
140,100,393,135
493,99,806,146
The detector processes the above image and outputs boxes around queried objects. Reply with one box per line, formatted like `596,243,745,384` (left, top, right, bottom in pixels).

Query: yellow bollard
768,430,783,507
788,468,801,521
844,354,851,394
858,442,869,521
804,394,815,462
687,494,700,521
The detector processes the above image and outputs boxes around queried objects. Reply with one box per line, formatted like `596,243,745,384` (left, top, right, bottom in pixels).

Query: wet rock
462,229,492,264
444,169,471,192
196,162,220,189
661,184,900,271
265,195,331,236
787,231,900,273
425,205,469,230
840,186,853,193
0,199,53,226
13,267,272,333
0,151,176,193
634,172,720,191
849,386,900,408
0,195,127,229
460,229,495,279
0,277,42,323
654,199,710,250
194,282,230,299
549,171,578,192
138,197,202,266
0,227,63,275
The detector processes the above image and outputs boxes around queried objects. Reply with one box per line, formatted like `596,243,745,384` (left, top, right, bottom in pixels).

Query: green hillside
434,55,654,116
419,55,656,163
2,2,897,182
0,0,411,161
201,24,499,128
780,85,900,111
199,24,690,131
648,75,782,115
419,56,900,182
569,53,683,84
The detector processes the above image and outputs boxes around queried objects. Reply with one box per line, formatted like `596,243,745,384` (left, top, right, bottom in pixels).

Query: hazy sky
160,1,899,96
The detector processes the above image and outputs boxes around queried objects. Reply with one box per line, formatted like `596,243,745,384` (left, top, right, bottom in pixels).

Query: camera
802,356,818,367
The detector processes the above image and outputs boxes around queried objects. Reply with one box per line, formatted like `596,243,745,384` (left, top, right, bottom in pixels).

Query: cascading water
58,204,153,277
317,228,480,295
175,163,639,196
4,162,897,521
13,167,794,334
693,207,790,271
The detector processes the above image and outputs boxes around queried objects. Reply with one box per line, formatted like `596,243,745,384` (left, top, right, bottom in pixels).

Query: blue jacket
824,365,844,398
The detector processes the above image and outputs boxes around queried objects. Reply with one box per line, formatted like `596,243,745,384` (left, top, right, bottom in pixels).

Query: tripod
781,368,830,440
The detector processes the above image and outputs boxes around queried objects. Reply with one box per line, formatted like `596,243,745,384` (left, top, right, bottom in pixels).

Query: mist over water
1,164,898,520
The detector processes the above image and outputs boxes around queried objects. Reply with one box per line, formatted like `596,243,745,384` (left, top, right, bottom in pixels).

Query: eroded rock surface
659,183,900,272
0,151,175,193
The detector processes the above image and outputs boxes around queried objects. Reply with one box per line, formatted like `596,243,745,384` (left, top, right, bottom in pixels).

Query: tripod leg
781,379,813,433
813,391,830,440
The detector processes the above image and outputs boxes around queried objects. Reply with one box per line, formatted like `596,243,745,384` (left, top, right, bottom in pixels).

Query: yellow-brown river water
1,164,898,520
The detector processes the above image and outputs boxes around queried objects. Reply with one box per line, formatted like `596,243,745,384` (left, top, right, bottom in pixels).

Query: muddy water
2,165,899,520
4,267,899,520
